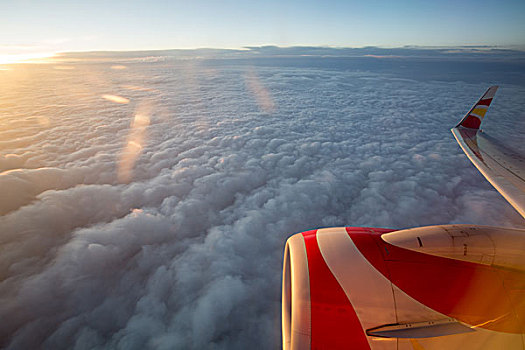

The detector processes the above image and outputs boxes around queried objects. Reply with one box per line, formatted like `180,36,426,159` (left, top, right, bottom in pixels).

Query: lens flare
118,104,151,183
244,70,276,113
102,94,130,104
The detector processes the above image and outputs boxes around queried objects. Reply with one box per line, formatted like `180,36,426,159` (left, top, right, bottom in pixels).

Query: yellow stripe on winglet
471,108,487,117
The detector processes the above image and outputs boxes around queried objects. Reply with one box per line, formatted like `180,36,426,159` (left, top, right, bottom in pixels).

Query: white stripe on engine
316,227,397,349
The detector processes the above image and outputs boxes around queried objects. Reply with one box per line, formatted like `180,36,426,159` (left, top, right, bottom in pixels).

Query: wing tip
455,86,499,129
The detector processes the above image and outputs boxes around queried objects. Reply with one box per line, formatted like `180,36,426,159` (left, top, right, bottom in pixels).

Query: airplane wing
282,87,525,350
451,86,525,218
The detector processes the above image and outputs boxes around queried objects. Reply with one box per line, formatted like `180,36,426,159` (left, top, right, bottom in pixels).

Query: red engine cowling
282,226,525,350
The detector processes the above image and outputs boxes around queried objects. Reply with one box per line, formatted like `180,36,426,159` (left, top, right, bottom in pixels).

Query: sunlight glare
0,52,57,65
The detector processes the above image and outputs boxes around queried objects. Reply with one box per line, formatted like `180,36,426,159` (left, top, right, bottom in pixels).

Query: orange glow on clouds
53,65,75,70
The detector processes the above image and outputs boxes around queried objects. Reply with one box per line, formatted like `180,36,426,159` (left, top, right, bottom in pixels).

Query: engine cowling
282,226,525,350
283,227,400,350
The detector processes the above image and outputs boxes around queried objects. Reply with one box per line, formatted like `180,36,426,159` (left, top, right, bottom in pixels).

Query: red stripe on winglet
477,98,493,106
302,230,370,349
461,115,482,129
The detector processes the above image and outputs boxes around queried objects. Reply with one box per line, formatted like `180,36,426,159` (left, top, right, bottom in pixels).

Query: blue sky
1,0,525,57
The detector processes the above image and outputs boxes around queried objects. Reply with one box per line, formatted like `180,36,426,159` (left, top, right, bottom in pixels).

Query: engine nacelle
282,227,397,350
282,226,525,350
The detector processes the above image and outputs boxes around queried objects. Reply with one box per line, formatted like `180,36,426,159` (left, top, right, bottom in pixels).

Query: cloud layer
1,49,524,349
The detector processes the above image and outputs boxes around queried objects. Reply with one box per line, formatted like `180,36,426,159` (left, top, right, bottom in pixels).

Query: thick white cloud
1,48,524,349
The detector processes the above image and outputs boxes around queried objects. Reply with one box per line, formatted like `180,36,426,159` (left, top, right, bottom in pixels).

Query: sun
0,52,58,65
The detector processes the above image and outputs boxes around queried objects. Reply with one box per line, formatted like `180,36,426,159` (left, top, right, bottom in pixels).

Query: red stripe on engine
348,228,525,334
345,227,395,278
302,230,370,349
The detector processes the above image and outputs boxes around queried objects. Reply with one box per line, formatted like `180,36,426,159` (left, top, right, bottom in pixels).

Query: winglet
456,86,498,129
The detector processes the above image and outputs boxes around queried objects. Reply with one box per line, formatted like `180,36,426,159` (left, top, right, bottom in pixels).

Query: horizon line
56,44,525,55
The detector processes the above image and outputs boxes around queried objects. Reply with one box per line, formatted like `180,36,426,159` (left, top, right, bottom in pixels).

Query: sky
1,0,525,62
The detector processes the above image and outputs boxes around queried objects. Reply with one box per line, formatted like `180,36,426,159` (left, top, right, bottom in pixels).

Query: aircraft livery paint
347,228,525,334
457,86,497,129
302,229,370,349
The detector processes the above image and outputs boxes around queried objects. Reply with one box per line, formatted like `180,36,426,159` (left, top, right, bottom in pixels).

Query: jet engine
282,226,525,350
